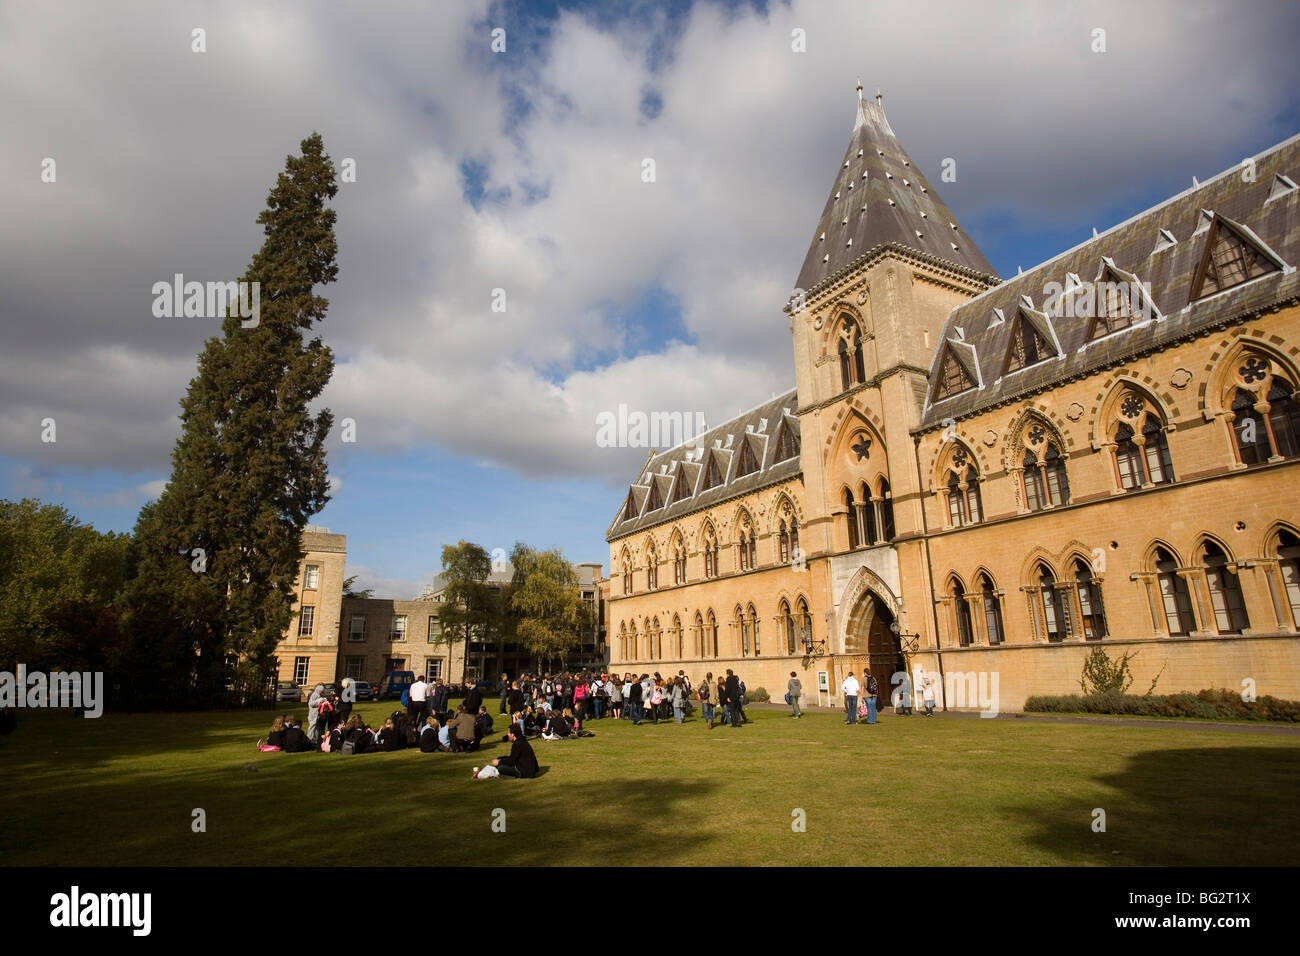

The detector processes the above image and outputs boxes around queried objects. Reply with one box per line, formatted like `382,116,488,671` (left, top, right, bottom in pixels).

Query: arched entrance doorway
842,590,902,707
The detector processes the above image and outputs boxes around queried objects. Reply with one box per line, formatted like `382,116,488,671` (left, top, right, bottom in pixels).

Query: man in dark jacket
462,680,483,715
497,673,510,715
492,726,539,778
507,681,526,715
430,679,450,717
627,678,643,726
724,671,742,728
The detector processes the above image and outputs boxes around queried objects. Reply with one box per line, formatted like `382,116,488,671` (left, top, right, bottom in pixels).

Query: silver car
275,681,302,703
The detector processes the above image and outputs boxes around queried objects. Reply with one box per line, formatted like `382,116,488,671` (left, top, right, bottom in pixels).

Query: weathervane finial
876,87,883,108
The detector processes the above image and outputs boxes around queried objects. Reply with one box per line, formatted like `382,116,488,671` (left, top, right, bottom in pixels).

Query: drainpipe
912,433,946,710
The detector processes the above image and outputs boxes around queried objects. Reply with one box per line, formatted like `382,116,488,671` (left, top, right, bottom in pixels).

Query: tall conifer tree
123,134,338,708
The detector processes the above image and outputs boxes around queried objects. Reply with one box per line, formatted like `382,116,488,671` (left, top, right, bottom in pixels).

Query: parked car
275,682,302,703
350,680,375,701
375,671,416,701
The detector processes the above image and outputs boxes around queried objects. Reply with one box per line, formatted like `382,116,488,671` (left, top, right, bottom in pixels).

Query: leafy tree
0,498,132,673
508,543,590,671
435,541,502,683
341,575,373,600
121,133,339,708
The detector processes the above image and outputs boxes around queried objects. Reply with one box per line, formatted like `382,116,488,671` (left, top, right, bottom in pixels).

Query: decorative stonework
1170,367,1193,389
1067,402,1084,421
982,429,997,447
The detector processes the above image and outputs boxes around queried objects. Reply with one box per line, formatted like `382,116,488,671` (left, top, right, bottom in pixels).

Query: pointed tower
795,84,996,293
786,84,999,667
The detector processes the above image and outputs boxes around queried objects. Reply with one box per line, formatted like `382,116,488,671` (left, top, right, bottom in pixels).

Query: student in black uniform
492,726,539,778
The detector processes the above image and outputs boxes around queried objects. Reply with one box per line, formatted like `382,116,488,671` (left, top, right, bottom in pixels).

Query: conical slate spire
794,86,998,295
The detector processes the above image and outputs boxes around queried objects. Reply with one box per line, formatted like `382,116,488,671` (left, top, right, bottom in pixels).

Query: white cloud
2,0,1297,494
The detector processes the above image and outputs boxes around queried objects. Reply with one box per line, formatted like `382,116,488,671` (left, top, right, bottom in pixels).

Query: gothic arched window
1155,547,1194,636
979,574,1004,645
1038,566,1067,642
1202,541,1249,634
952,579,973,647
1074,559,1107,640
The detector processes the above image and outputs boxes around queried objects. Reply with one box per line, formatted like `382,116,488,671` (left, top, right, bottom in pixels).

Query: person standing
609,677,622,720
670,678,684,724
306,683,326,743
431,678,449,717
787,671,803,719
627,676,644,726
497,673,510,716
724,670,742,728
923,677,936,717
409,673,428,725
338,677,355,724
864,669,878,724
716,676,729,728
698,673,714,729
841,672,860,725
462,680,483,715
507,680,527,717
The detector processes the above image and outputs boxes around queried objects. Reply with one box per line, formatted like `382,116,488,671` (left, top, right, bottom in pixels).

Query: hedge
1023,688,1300,722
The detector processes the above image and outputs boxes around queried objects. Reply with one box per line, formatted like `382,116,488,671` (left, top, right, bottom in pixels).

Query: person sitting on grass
450,704,478,752
282,715,315,753
377,717,401,752
542,708,575,740
437,718,453,752
265,715,287,750
473,725,538,779
476,706,495,740
419,716,442,753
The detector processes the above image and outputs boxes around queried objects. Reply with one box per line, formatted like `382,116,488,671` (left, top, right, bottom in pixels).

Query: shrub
1024,688,1300,722
1078,646,1136,695
745,687,771,703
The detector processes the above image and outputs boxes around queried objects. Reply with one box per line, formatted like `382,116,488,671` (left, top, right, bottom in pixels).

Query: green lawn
2,703,1296,866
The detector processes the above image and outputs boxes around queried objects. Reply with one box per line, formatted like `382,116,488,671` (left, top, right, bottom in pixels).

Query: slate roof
793,87,999,299
606,389,801,541
919,135,1300,429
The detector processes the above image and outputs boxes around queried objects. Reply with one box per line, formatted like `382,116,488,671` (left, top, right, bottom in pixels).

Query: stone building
274,527,347,688
606,86,1300,712
274,536,609,686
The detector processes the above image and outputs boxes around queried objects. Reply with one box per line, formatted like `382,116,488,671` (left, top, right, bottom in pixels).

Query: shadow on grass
1013,746,1300,866
0,709,720,865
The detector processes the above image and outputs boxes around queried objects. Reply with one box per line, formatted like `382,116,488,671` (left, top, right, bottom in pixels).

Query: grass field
3,703,1297,866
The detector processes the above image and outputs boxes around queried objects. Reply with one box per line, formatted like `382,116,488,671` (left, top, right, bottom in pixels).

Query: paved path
742,701,1300,736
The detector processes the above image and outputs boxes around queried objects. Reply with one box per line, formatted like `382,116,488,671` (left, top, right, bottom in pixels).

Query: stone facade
274,529,347,688
606,91,1300,713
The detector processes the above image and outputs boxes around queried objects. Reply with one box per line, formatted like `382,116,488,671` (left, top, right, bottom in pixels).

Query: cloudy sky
2,0,1297,597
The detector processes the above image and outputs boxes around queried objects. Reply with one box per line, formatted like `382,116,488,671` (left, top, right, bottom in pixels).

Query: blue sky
2,0,1298,597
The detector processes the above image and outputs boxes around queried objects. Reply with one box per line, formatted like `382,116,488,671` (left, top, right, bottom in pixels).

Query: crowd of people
261,665,923,771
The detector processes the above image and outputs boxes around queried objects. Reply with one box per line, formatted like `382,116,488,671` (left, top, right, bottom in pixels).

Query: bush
745,687,771,703
1024,688,1300,722
1078,646,1136,695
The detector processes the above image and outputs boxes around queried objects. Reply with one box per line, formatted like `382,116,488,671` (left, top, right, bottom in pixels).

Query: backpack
867,675,879,696
405,724,420,747
340,738,356,755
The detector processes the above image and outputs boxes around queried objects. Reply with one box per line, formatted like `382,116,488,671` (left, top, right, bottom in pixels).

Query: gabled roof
919,133,1300,427
793,86,999,298
606,389,802,540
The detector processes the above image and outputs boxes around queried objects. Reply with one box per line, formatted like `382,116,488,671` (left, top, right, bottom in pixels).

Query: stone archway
837,568,904,706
